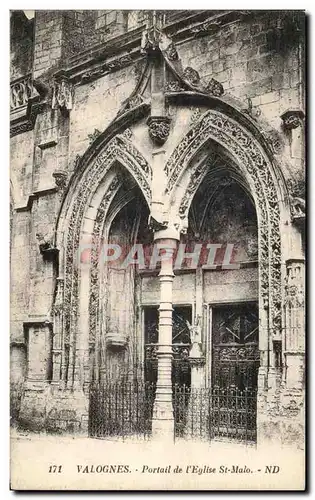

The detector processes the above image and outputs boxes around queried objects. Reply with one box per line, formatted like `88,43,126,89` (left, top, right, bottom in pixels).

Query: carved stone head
183,67,200,86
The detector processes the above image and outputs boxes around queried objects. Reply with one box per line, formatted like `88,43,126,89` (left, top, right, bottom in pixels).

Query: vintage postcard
10,9,306,491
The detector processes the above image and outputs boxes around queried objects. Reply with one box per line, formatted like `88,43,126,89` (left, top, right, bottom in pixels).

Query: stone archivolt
164,108,283,338
89,175,122,347
54,98,289,389
58,135,151,387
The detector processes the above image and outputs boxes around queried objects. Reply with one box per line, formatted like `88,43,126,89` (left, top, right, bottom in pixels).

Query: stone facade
10,10,305,446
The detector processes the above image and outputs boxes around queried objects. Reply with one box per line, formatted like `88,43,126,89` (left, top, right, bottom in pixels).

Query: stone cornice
52,11,253,86
54,27,145,86
23,317,52,326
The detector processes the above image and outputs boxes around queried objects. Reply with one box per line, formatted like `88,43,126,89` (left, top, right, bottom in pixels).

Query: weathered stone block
260,90,280,105
247,54,273,81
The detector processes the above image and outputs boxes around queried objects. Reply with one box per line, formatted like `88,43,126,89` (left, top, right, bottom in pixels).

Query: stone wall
68,67,136,168
179,12,304,126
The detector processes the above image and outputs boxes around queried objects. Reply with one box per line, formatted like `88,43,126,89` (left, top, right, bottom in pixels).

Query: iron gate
89,380,155,439
173,384,257,443
89,381,257,444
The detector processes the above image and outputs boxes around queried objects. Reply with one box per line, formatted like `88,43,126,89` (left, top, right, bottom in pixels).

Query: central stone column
152,227,179,440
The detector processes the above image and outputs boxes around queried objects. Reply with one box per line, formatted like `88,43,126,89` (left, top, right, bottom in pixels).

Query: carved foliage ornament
165,80,186,92
190,107,202,125
183,66,200,86
190,20,221,36
178,160,209,220
88,129,101,145
147,116,171,145
165,109,282,336
79,56,133,84
117,94,144,117
206,78,224,97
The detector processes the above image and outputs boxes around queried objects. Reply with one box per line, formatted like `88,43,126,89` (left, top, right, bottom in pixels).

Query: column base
151,392,174,441
151,418,174,441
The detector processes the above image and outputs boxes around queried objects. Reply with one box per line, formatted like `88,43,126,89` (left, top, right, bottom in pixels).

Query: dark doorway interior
212,302,259,390
144,305,192,388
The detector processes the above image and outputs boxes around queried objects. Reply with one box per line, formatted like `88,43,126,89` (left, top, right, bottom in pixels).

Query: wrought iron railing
89,380,156,439
174,384,257,443
88,380,257,444
145,343,191,361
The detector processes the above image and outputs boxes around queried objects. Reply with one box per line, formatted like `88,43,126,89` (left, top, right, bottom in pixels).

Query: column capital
153,226,180,242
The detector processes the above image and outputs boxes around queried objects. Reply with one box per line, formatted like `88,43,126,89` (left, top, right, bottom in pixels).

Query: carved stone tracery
10,75,36,110
165,109,282,338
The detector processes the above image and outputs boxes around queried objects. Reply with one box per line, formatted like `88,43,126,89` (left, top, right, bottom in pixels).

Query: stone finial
141,26,162,54
280,109,305,130
147,116,171,146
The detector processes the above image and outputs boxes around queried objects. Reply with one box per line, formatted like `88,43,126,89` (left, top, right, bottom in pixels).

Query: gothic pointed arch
164,108,289,362
53,132,152,388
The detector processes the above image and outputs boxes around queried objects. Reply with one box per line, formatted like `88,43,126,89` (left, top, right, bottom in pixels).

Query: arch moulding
53,132,152,388
163,108,290,378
